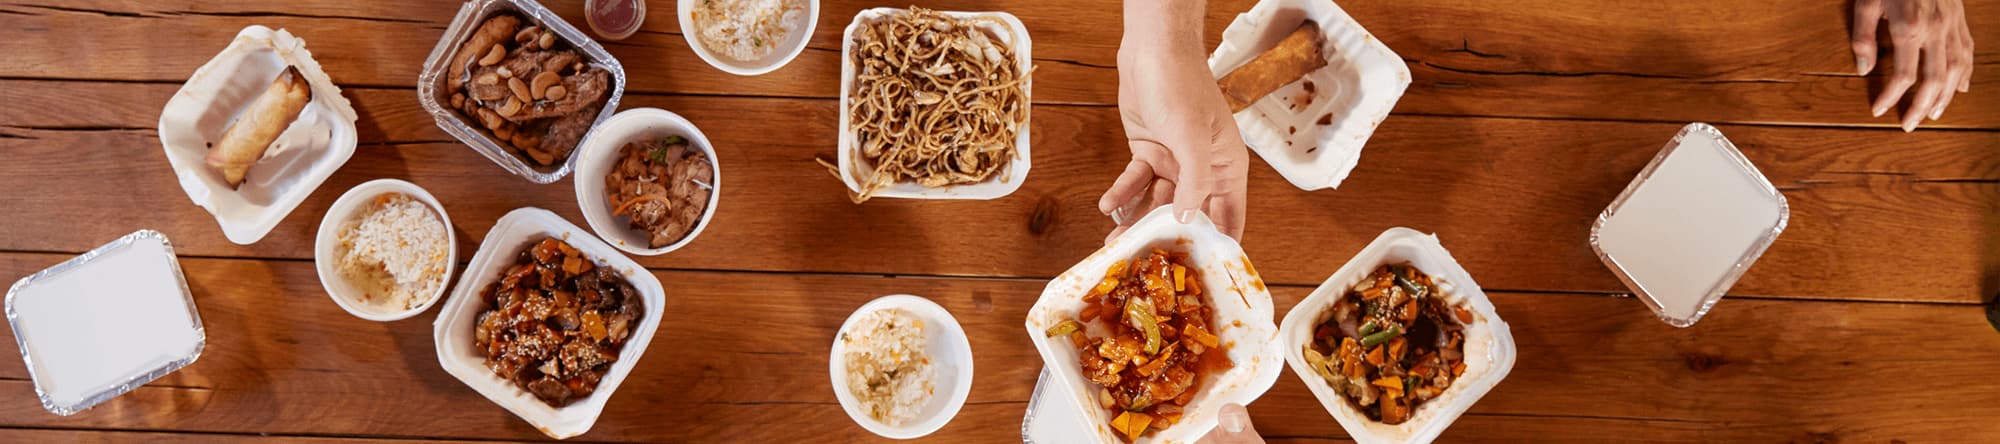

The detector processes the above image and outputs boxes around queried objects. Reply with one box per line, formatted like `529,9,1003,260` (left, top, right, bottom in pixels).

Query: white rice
336,193,449,311
842,308,934,426
690,0,806,62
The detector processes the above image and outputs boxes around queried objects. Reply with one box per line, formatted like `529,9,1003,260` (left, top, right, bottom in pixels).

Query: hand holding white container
1025,207,1283,443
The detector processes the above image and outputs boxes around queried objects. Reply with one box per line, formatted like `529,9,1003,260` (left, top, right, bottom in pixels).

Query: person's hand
1851,0,1974,131
1100,0,1250,243
1196,403,1266,444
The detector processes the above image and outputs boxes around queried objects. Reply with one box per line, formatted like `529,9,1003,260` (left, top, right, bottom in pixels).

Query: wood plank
2,0,1995,127
0,253,1994,442
0,428,513,443
2,83,1995,302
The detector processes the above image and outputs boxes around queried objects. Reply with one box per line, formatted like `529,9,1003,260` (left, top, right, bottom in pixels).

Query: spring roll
1216,22,1327,113
207,66,311,188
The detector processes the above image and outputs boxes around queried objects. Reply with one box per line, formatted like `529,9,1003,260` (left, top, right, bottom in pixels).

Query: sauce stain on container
586,0,645,41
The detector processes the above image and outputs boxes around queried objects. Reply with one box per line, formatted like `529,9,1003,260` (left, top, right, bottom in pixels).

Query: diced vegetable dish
1301,264,1472,424
1045,249,1233,442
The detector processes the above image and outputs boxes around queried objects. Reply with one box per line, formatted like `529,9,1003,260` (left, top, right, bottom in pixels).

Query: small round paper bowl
828,294,974,439
678,0,820,76
313,179,456,322
573,108,721,256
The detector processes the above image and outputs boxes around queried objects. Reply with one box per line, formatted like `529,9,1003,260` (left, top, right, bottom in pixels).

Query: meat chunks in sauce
474,237,643,407
1043,250,1232,442
604,136,713,248
1301,263,1473,425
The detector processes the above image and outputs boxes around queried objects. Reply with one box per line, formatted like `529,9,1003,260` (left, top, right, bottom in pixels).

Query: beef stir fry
447,13,612,167
474,237,643,407
1301,264,1472,424
604,136,713,248
1044,250,1232,442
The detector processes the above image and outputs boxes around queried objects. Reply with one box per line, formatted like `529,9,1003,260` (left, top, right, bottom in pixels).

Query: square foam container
1279,228,1515,444
419,0,628,184
158,26,359,245
6,230,206,416
1208,0,1411,191
1590,123,1788,327
1024,206,1283,444
836,8,1033,200
433,207,665,439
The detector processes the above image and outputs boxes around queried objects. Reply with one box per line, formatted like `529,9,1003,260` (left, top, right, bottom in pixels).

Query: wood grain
0,0,1994,127
2,81,1995,302
0,253,1993,442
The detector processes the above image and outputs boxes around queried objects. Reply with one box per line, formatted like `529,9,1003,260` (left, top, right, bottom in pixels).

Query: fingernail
1219,407,1246,433
1902,120,1917,132
1855,56,1868,75
1176,208,1196,223
1872,104,1887,118
1930,106,1944,121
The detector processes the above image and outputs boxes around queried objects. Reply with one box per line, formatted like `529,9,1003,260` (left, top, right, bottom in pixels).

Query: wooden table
2,0,1997,442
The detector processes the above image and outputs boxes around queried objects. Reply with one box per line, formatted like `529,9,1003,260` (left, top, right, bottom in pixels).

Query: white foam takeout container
828,294,975,439
1209,0,1411,191
678,0,820,76
1590,123,1788,328
419,0,629,184
6,230,206,416
1279,228,1515,444
572,108,722,256
836,8,1033,200
158,26,359,245
1024,206,1284,444
314,179,458,321
433,207,665,439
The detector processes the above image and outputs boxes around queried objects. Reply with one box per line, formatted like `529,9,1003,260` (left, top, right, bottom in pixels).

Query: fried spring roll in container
207,66,312,187
1216,22,1327,113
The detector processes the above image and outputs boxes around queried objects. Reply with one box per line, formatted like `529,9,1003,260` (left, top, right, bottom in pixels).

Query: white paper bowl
1278,228,1516,444
1024,206,1284,444
313,179,457,322
432,207,666,439
1208,0,1411,191
573,108,722,256
836,8,1033,200
828,294,974,439
158,25,359,245
678,0,819,76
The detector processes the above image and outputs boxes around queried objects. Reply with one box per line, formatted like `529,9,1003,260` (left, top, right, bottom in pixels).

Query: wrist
1123,0,1207,55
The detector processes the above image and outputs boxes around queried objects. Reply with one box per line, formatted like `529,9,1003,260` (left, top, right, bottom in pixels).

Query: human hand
1196,403,1266,444
1851,0,1974,131
1100,0,1251,243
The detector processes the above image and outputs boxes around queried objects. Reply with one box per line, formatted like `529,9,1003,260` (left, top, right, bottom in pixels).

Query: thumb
1199,403,1263,444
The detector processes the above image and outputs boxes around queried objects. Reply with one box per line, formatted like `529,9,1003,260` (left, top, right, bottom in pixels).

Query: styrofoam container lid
6,230,206,416
1208,0,1411,191
158,26,360,245
1591,123,1788,327
433,207,665,439
1021,367,1091,443
836,8,1033,200
1279,228,1515,444
828,294,975,439
1024,206,1284,444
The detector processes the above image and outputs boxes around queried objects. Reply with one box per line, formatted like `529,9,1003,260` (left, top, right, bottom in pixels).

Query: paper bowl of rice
829,294,974,439
834,7,1033,202
314,179,456,321
679,0,819,76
